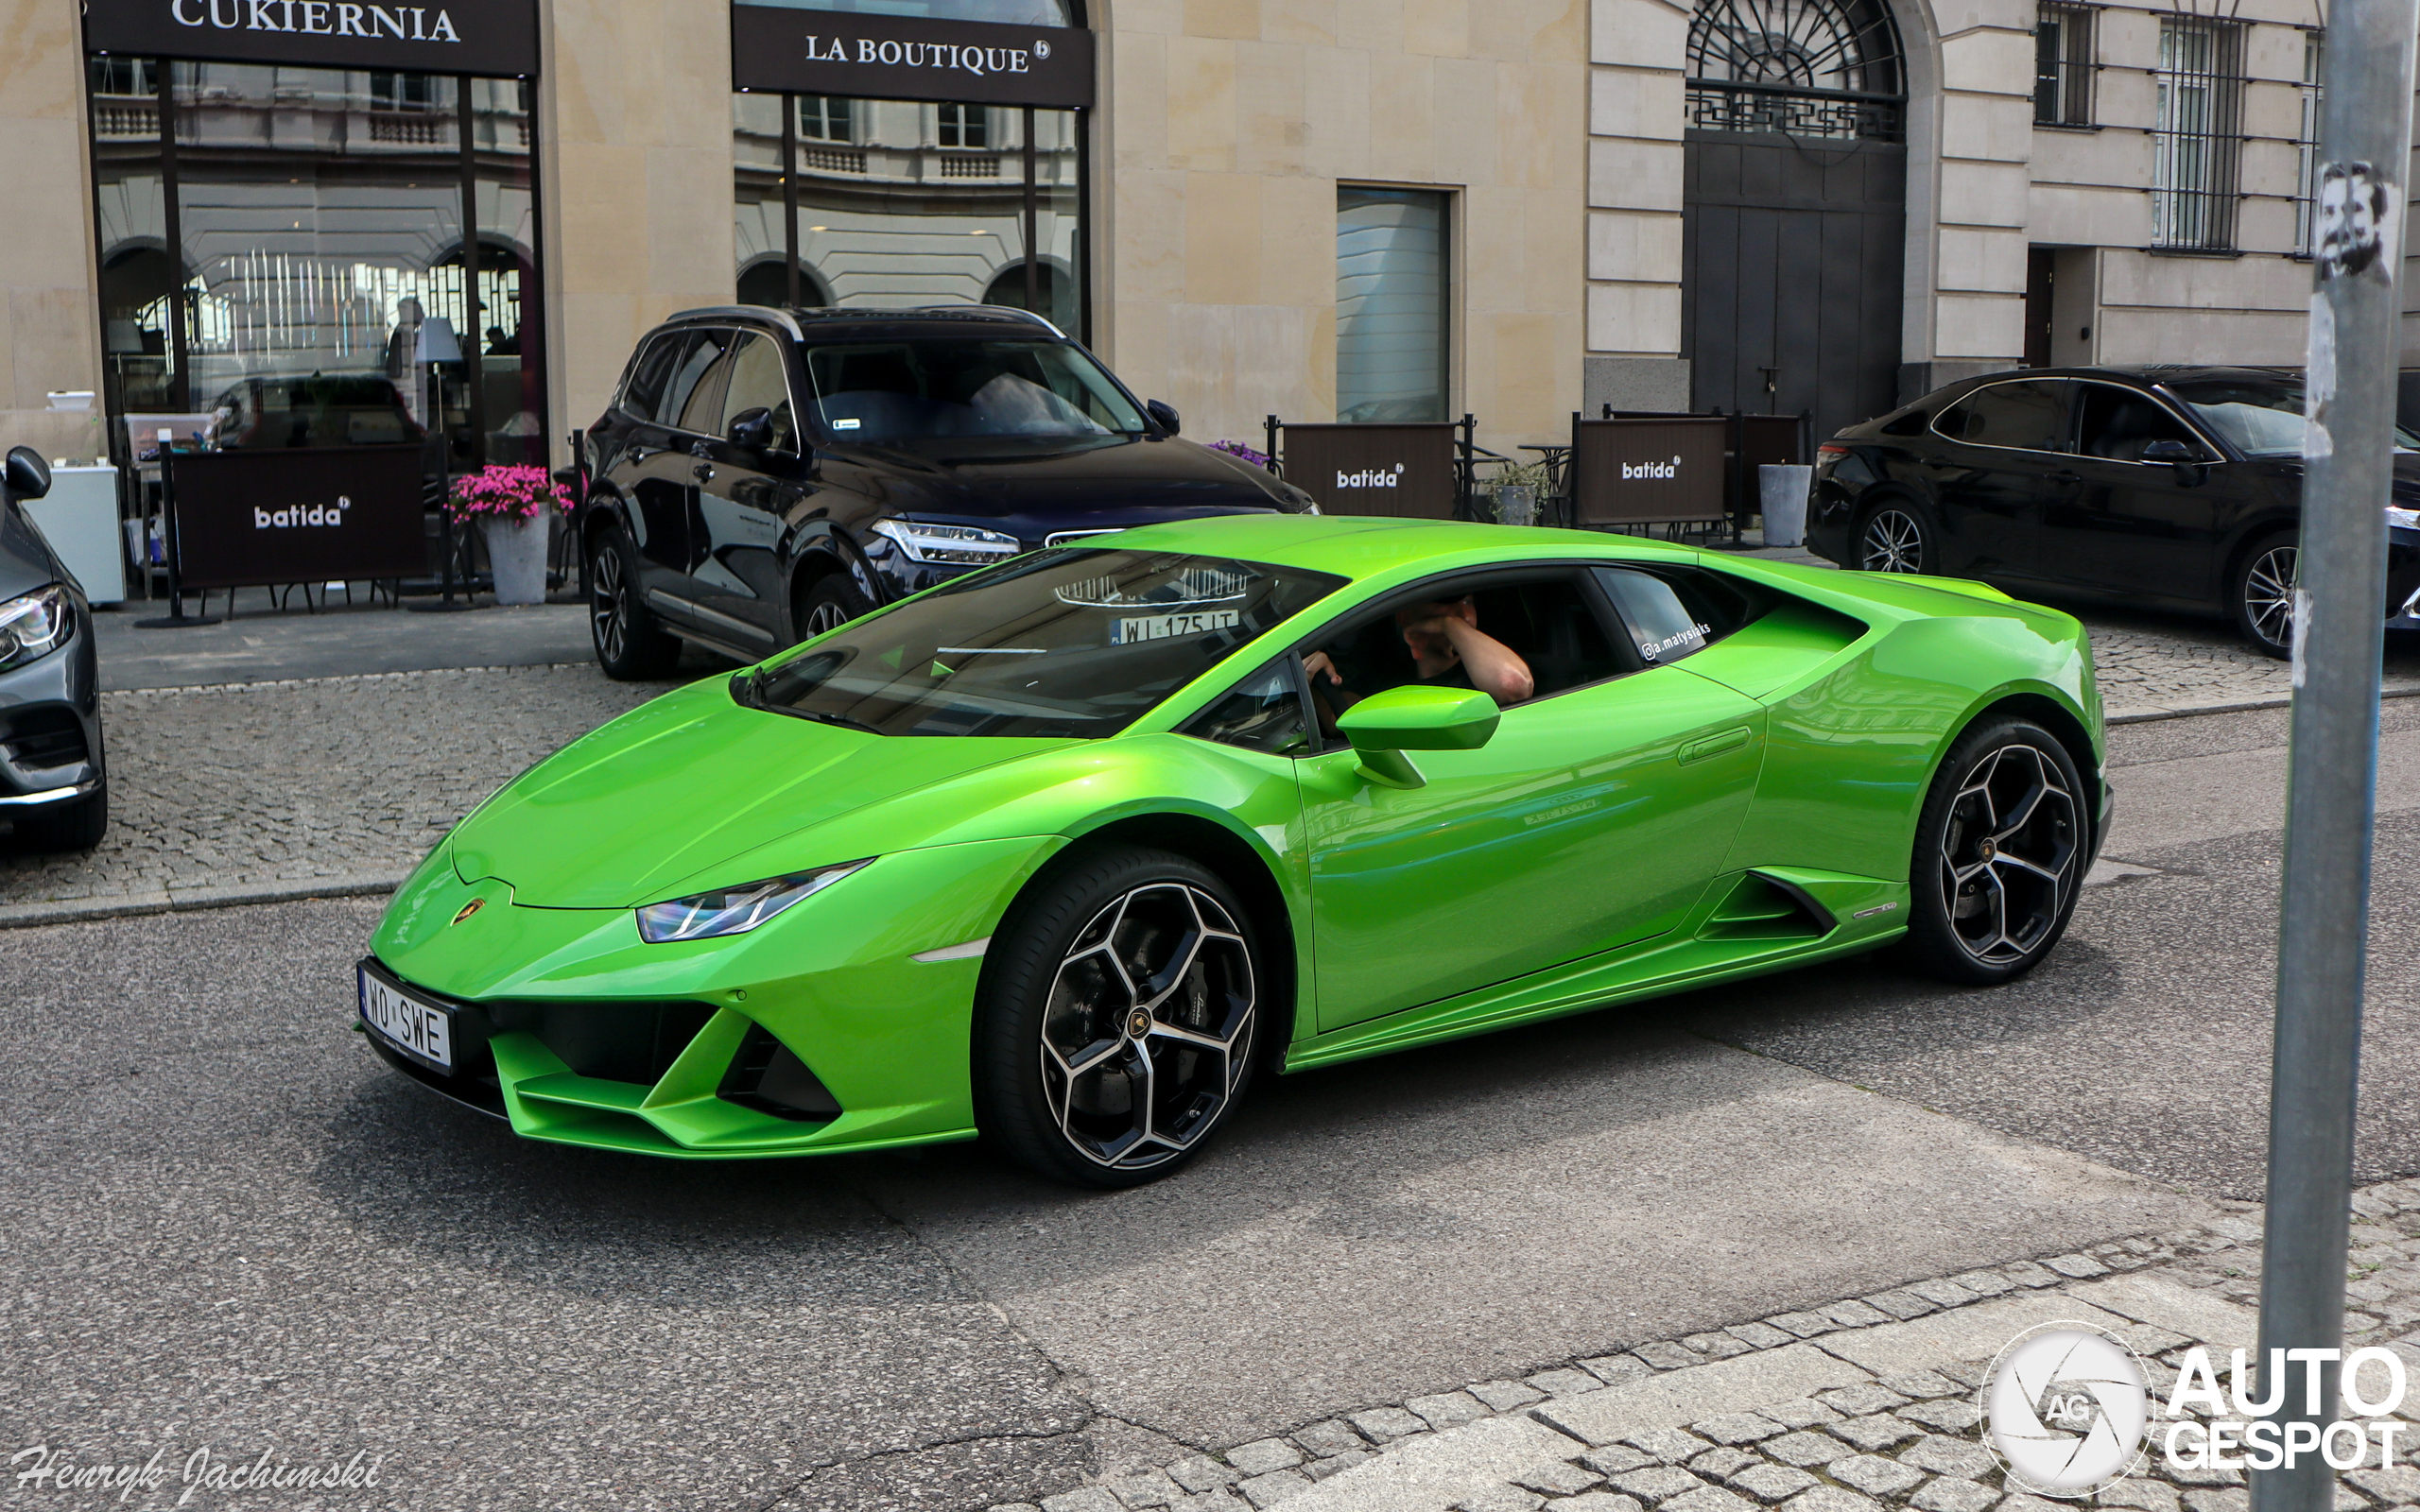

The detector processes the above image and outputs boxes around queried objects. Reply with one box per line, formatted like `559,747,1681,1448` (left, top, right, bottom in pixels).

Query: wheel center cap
1979,838,1998,860
1129,1009,1152,1040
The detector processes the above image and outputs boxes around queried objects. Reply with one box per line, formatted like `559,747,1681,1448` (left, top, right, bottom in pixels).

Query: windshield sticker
1058,566,1253,610
1640,622,1712,662
833,418,861,430
1112,610,1241,645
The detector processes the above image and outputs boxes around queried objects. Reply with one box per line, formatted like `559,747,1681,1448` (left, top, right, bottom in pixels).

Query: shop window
86,60,546,468
1336,187,1450,424
734,94,1084,335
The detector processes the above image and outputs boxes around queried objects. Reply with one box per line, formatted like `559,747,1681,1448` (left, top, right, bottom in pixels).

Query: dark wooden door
1683,131,1905,445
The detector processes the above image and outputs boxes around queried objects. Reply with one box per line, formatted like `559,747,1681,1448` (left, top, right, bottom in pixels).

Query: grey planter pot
481,512,550,606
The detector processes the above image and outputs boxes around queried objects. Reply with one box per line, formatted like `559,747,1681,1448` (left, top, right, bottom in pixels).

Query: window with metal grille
937,102,989,148
797,94,852,144
2033,3,2095,126
2151,16,2244,251
2294,32,2324,256
1685,0,1906,142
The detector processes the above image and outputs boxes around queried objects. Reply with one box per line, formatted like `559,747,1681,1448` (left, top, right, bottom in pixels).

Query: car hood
447,678,1071,908
825,433,1305,532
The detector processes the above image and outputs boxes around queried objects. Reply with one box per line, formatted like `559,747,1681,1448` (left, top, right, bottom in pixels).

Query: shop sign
1278,423,1459,521
1570,417,1729,524
166,447,426,590
83,0,537,77
731,6,1094,109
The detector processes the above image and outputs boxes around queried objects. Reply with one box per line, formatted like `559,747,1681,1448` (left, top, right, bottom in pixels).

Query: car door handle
1679,727,1753,765
2048,471,2080,487
693,462,716,482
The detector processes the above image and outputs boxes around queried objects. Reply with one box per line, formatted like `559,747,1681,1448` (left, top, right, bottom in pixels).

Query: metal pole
2252,7,2416,1512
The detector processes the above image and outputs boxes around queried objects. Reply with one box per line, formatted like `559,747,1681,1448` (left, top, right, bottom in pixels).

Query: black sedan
579,303,1315,678
1807,365,2420,656
0,447,107,850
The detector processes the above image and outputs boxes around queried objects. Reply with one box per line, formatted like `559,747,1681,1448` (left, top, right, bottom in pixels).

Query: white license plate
1111,610,1239,644
358,967,453,1073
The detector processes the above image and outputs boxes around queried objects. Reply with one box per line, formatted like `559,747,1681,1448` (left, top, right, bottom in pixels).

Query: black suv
579,304,1315,677
1807,365,2420,657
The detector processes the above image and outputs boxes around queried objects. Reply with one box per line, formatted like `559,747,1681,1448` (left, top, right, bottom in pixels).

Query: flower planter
481,512,549,606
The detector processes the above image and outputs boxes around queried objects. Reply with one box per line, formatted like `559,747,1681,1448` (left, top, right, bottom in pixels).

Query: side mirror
1335,685,1501,788
2139,437,2208,485
4,446,51,503
727,407,775,452
1146,400,1181,438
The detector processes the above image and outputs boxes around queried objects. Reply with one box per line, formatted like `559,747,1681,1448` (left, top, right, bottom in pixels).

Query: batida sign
732,5,1095,109
84,0,536,75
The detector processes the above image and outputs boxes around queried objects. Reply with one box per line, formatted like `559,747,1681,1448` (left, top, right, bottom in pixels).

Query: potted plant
1490,459,1553,527
446,464,572,607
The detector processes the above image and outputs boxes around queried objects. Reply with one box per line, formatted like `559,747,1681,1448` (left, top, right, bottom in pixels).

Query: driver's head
1397,595,1476,662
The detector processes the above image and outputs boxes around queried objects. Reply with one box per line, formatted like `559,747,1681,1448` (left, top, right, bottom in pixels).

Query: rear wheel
974,846,1262,1188
2232,530,2298,660
1856,501,1931,574
589,524,682,680
1902,718,2084,986
10,773,108,851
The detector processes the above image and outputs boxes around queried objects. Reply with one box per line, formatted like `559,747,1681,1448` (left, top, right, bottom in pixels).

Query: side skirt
1283,868,1910,1074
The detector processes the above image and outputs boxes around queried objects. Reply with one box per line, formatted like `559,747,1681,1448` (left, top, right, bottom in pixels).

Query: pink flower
446,464,574,520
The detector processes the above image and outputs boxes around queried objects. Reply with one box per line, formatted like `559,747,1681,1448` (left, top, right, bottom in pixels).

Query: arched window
1686,0,1905,139
747,0,1080,24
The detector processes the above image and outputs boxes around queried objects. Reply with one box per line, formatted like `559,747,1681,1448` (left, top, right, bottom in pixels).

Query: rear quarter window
616,332,686,425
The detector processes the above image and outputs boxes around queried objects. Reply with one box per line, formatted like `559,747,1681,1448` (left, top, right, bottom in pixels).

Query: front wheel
973,846,1262,1188
1855,501,1932,574
1901,719,2085,986
2232,531,2298,660
794,573,873,644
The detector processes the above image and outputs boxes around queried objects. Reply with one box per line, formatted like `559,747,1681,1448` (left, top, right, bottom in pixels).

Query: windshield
738,549,1345,738
803,338,1149,444
2169,381,2420,456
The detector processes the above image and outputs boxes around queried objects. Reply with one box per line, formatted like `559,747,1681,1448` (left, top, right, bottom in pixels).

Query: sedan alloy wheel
1858,506,1927,573
2237,539,2298,658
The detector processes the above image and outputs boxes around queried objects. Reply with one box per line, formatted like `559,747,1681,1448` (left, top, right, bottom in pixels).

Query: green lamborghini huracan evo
358,514,2104,1186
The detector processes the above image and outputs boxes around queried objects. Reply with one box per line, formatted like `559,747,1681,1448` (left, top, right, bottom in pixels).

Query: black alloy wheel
589,524,681,680
796,573,873,643
2232,531,2298,661
1857,502,1930,574
974,845,1261,1188
1902,718,2085,986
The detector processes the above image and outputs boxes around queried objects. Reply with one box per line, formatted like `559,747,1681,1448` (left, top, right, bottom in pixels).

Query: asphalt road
5,703,2414,1509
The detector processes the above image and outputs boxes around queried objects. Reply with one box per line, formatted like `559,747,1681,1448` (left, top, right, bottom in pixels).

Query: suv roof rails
662,302,1065,341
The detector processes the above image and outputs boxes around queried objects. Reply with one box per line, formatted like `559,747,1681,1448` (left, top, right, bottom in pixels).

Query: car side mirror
1146,400,1181,438
4,446,51,503
2139,438,2207,485
727,407,775,452
1335,685,1501,789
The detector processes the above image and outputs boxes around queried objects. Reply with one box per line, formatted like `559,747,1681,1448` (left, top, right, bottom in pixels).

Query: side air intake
718,1024,842,1123
1701,872,1838,942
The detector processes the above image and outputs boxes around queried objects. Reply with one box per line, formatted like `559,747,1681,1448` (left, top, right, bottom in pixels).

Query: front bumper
0,592,102,808
359,834,1063,1159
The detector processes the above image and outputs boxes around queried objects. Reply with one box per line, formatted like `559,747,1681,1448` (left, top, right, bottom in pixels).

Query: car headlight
0,584,70,674
872,520,1023,565
2390,505,2419,530
634,859,872,944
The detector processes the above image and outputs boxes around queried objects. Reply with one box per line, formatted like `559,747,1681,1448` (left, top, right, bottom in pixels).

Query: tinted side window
1934,380,2072,453
1597,569,1712,665
720,333,799,453
618,333,685,425
2075,384,2205,462
1183,658,1312,756
662,330,738,436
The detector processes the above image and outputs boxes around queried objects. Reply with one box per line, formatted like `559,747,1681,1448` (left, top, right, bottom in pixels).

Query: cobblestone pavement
994,1182,2420,1512
0,664,665,910
3,611,2413,919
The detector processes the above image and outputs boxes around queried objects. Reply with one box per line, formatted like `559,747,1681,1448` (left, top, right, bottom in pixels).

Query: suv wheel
590,524,682,679
795,573,873,642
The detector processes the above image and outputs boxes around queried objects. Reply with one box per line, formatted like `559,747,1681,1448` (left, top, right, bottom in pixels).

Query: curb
0,872,407,931
2104,680,2420,725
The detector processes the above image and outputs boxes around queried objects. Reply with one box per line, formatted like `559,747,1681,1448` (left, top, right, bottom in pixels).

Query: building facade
0,0,2401,477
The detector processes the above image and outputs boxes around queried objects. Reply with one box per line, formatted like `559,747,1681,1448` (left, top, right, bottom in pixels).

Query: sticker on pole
1979,1322,2150,1497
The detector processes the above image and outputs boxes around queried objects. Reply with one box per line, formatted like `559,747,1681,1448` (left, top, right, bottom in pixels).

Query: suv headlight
872,520,1023,565
0,584,70,674
2390,505,2419,530
634,859,872,943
